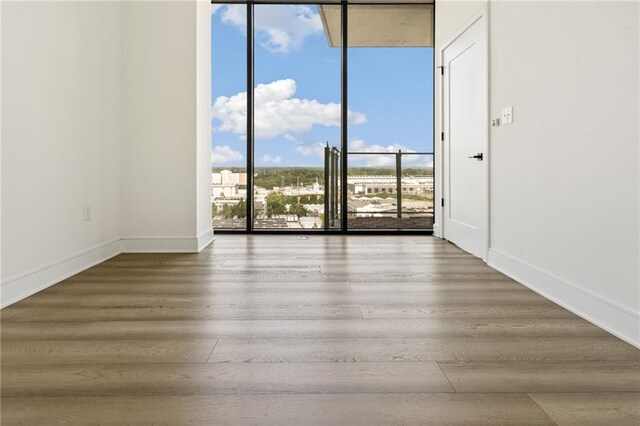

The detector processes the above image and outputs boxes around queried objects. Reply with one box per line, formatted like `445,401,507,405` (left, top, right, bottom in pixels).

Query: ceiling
319,4,434,47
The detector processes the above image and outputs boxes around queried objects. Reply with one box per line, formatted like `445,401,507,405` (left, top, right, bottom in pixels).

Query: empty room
1,0,639,424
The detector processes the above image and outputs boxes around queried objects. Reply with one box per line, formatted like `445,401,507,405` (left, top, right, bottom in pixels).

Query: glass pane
400,153,434,228
347,153,398,229
253,4,342,230
211,4,248,230
347,4,434,230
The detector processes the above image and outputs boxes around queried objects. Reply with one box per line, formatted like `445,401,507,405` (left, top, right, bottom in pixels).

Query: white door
441,13,488,259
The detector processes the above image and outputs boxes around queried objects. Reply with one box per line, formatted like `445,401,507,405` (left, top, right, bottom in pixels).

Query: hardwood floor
1,235,638,425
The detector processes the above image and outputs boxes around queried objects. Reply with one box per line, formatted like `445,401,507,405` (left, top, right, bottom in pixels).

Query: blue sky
211,4,433,168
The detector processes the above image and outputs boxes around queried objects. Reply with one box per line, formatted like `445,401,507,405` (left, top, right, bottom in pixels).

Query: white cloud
212,145,243,165
212,79,366,140
218,5,323,54
295,142,326,158
261,154,282,164
219,5,246,30
349,139,431,167
211,4,224,16
293,139,431,168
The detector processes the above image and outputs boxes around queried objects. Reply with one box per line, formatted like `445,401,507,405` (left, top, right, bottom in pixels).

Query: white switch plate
501,106,513,125
83,205,92,221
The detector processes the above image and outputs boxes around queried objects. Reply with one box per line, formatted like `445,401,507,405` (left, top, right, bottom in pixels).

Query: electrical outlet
83,205,92,222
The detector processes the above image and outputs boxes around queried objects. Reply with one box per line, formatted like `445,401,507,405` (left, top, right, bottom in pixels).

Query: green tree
254,168,324,190
266,193,287,217
231,199,247,219
221,204,232,219
289,202,308,217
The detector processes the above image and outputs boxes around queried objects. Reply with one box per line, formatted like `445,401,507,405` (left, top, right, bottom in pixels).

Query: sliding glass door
211,1,434,232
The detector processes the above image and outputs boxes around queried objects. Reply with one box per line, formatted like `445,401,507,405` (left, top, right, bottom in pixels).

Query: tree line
212,193,324,219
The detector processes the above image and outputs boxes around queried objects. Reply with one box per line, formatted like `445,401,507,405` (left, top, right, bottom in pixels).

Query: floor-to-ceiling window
211,4,248,230
211,1,434,232
252,4,342,230
346,4,434,230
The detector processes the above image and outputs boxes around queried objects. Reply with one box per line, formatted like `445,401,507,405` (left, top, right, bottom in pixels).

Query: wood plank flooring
2,235,639,425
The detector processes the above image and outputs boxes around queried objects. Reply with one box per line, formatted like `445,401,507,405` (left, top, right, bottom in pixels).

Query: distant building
212,170,248,199
347,175,434,196
213,183,239,198
281,178,323,196
212,170,247,185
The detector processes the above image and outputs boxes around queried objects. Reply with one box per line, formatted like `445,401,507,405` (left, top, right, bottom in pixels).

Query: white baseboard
432,223,442,239
121,236,203,253
197,228,214,252
488,248,640,348
1,230,215,308
0,239,121,308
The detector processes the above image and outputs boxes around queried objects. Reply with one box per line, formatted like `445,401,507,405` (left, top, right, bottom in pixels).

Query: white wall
1,0,213,306
122,1,200,250
436,0,640,346
1,1,124,305
196,0,213,248
1,0,4,290
121,0,212,252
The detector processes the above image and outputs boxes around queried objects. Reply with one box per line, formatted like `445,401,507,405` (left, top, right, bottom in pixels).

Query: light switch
501,106,513,125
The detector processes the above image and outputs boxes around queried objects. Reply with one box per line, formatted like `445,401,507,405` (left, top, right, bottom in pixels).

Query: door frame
436,5,490,260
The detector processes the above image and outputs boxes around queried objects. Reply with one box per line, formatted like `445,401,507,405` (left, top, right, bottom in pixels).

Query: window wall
211,2,434,232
